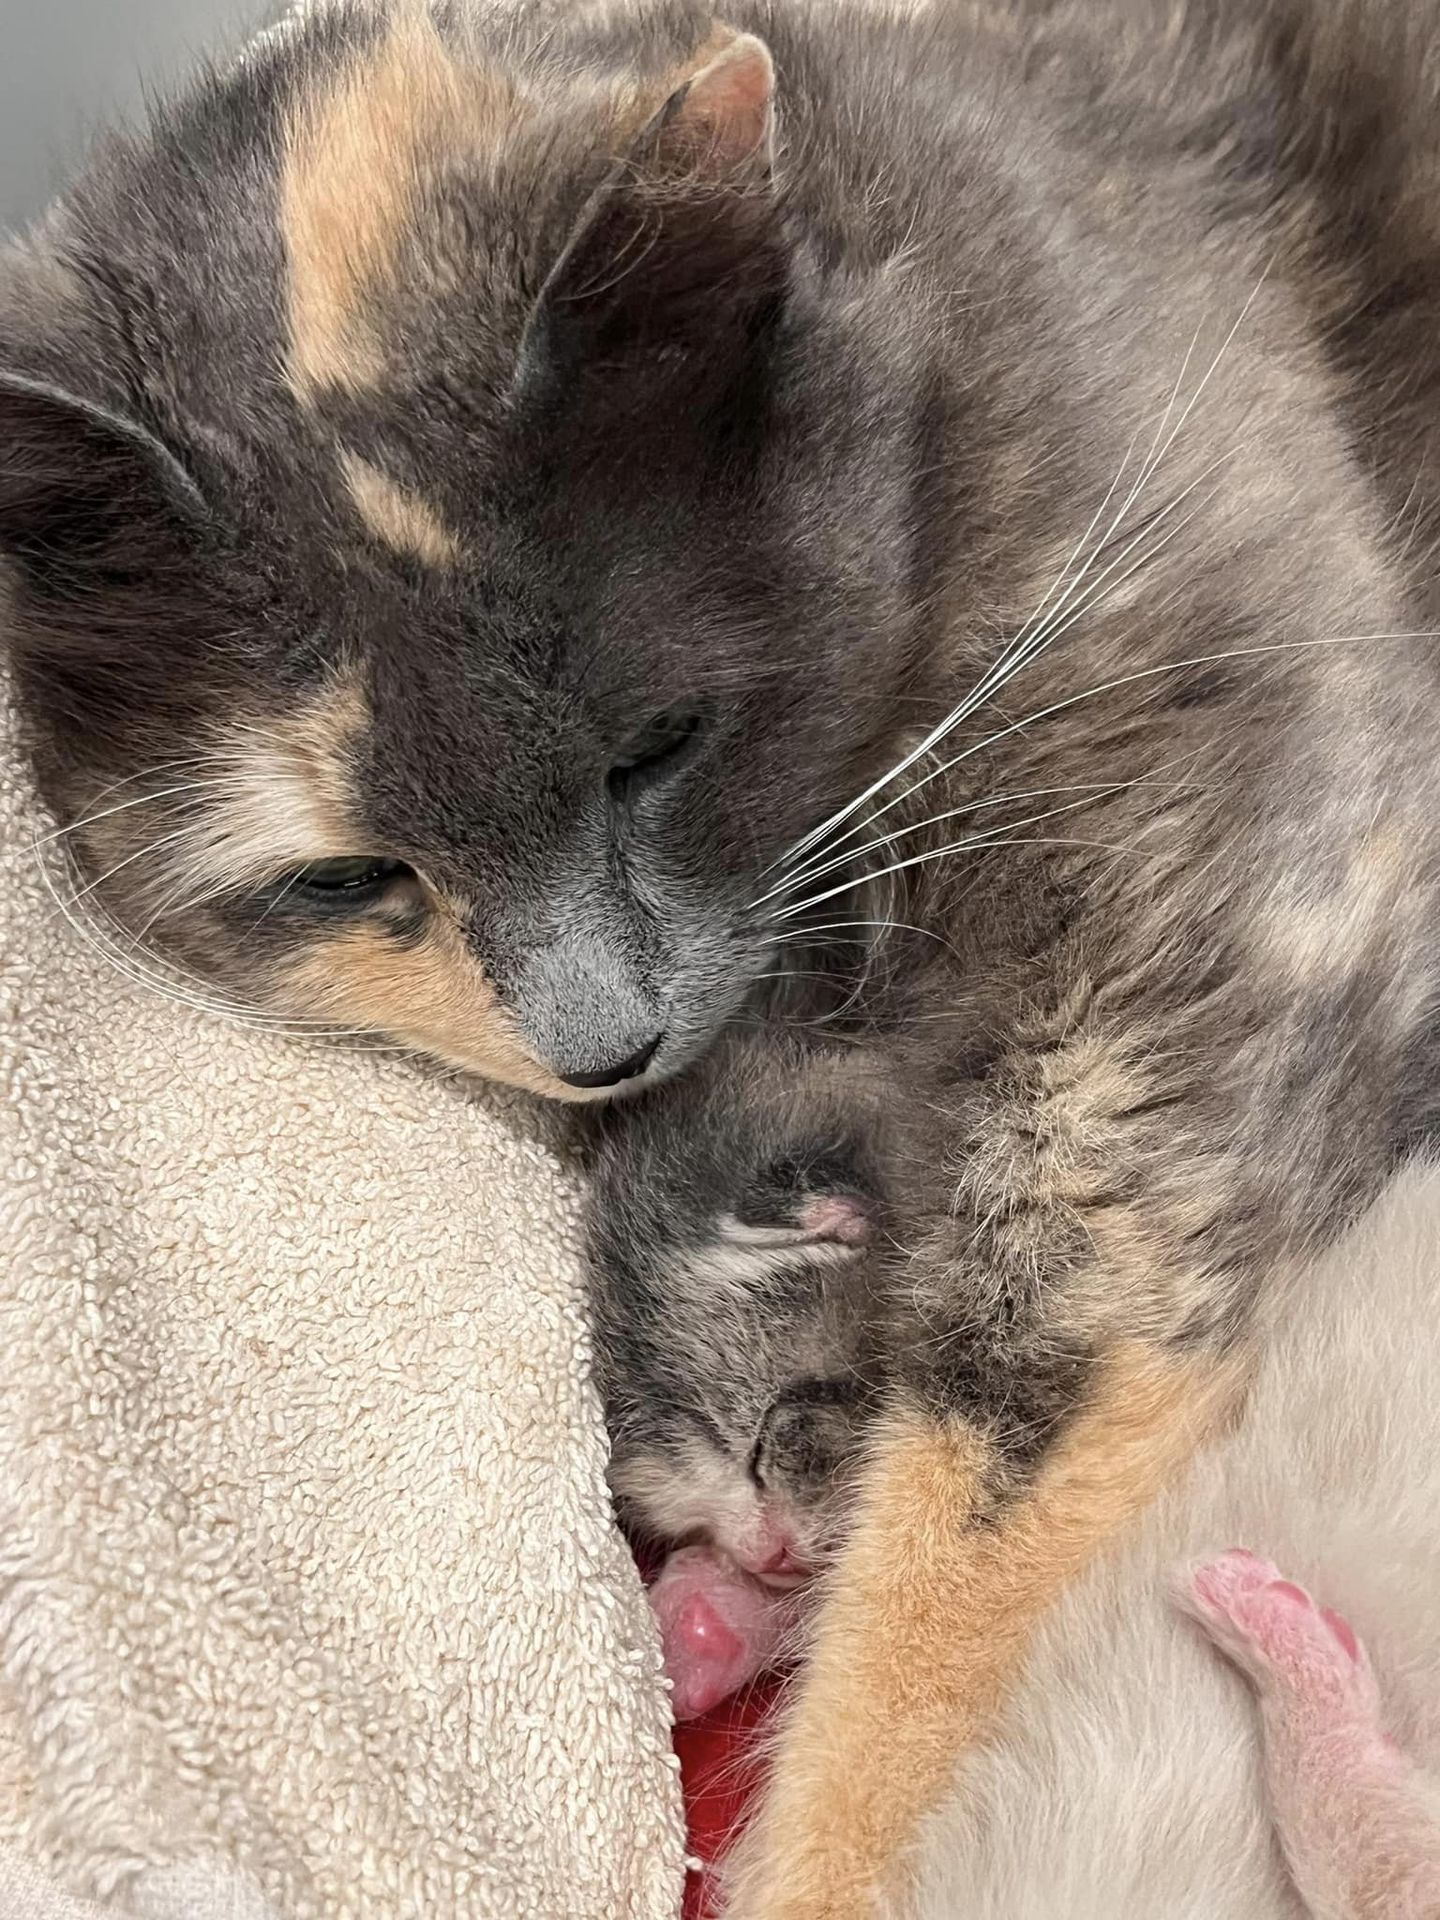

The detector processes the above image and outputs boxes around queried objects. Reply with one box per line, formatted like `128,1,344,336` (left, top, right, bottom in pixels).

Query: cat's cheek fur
275,918,593,1100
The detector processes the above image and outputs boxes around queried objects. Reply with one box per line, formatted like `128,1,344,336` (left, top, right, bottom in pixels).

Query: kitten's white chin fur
905,1159,1440,1919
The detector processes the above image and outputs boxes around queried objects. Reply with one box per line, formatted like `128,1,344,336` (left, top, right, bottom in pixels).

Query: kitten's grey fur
589,1030,893,1574
5,0,1440,1906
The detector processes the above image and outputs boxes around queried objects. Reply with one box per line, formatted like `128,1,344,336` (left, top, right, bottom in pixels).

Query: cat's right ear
0,370,209,639
513,28,786,405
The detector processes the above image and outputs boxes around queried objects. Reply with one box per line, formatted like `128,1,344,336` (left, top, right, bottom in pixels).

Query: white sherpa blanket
0,669,685,1918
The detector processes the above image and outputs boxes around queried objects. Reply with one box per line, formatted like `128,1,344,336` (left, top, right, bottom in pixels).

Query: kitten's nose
555,1032,663,1089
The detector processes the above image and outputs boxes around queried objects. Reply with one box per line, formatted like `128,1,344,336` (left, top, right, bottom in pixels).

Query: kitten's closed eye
752,1382,870,1495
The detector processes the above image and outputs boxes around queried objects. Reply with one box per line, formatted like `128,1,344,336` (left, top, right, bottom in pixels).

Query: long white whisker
770,277,1272,889
776,437,1231,896
768,318,1215,878
773,791,1134,922
1134,265,1270,514
754,782,1131,907
768,428,1150,876
767,917,969,961
761,770,1208,905
35,844,377,1040
67,820,215,905
80,757,214,797
783,833,1147,922
240,870,306,939
763,467,1227,904
849,631,1431,841
770,625,1427,927
31,776,231,848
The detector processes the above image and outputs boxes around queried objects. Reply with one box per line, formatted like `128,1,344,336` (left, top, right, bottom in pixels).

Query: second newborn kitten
586,1033,895,1714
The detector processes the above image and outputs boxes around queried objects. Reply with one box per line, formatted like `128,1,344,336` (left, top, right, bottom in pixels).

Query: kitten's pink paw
1180,1550,1379,1716
648,1544,800,1720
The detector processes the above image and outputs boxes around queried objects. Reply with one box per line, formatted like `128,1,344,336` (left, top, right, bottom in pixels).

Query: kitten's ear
0,370,209,627
516,29,784,396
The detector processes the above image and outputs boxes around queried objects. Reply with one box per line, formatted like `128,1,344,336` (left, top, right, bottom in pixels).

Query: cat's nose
555,1032,663,1089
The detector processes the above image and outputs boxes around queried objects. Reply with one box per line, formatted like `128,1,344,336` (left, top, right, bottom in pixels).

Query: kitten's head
0,4,942,1097
587,1037,889,1573
598,1197,881,1580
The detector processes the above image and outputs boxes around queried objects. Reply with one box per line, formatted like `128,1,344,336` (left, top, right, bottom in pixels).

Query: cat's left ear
0,370,209,609
0,366,216,714
516,28,784,396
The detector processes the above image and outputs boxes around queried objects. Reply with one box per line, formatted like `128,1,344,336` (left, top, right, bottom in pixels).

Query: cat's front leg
719,1339,1243,1920
715,960,1336,1917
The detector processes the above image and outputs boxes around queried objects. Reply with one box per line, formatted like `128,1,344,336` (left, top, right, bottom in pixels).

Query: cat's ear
516,29,784,397
0,370,209,631
645,27,777,178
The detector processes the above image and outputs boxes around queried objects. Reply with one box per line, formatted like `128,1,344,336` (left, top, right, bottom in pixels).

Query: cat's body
5,0,1440,1913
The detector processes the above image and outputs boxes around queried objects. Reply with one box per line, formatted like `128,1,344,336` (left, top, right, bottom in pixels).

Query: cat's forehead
271,5,713,426
277,7,532,413
242,10,753,644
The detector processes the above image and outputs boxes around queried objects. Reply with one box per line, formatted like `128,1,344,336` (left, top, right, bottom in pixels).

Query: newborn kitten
588,1030,893,1718
588,1031,890,1585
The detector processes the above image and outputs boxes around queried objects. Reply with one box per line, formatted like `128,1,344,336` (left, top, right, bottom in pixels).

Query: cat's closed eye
268,858,417,913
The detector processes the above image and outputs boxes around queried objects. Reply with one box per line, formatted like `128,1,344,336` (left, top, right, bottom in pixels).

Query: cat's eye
607,708,704,791
291,857,411,897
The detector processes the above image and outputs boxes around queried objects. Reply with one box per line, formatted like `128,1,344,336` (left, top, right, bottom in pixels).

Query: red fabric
675,1677,781,1920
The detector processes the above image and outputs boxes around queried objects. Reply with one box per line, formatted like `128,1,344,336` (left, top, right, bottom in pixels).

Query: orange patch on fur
281,908,579,1099
280,8,520,399
723,1347,1243,1919
340,450,460,565
103,678,370,928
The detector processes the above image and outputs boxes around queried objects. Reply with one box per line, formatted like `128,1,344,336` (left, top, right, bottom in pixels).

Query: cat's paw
1179,1549,1380,1717
649,1543,801,1720
714,1186,875,1261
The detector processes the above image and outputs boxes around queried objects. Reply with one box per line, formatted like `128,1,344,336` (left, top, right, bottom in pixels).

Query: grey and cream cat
5,0,1440,1912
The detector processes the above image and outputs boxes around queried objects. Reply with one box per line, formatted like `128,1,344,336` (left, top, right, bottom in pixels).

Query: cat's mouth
546,1029,665,1093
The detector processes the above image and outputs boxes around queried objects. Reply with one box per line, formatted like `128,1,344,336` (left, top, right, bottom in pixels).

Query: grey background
0,0,265,232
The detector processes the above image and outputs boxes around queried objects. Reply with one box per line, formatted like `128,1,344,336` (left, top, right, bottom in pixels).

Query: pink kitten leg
649,1544,804,1720
1180,1550,1440,1920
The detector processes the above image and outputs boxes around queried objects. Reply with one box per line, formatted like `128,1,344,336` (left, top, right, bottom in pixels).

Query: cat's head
596,1176,882,1579
587,1031,891,1571
0,5,944,1097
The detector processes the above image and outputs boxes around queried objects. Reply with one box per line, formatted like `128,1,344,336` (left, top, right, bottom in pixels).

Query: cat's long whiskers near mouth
770,792,1149,925
760,454,1234,909
769,916,956,945
764,406,1156,879
874,629,1435,834
756,772,1208,908
765,276,1274,896
761,617,1437,929
763,364,1189,876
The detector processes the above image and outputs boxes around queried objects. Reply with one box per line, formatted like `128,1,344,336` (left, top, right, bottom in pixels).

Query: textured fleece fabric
0,668,685,1919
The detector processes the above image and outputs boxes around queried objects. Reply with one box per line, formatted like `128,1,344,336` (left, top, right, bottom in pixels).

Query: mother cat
3,0,1440,1912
